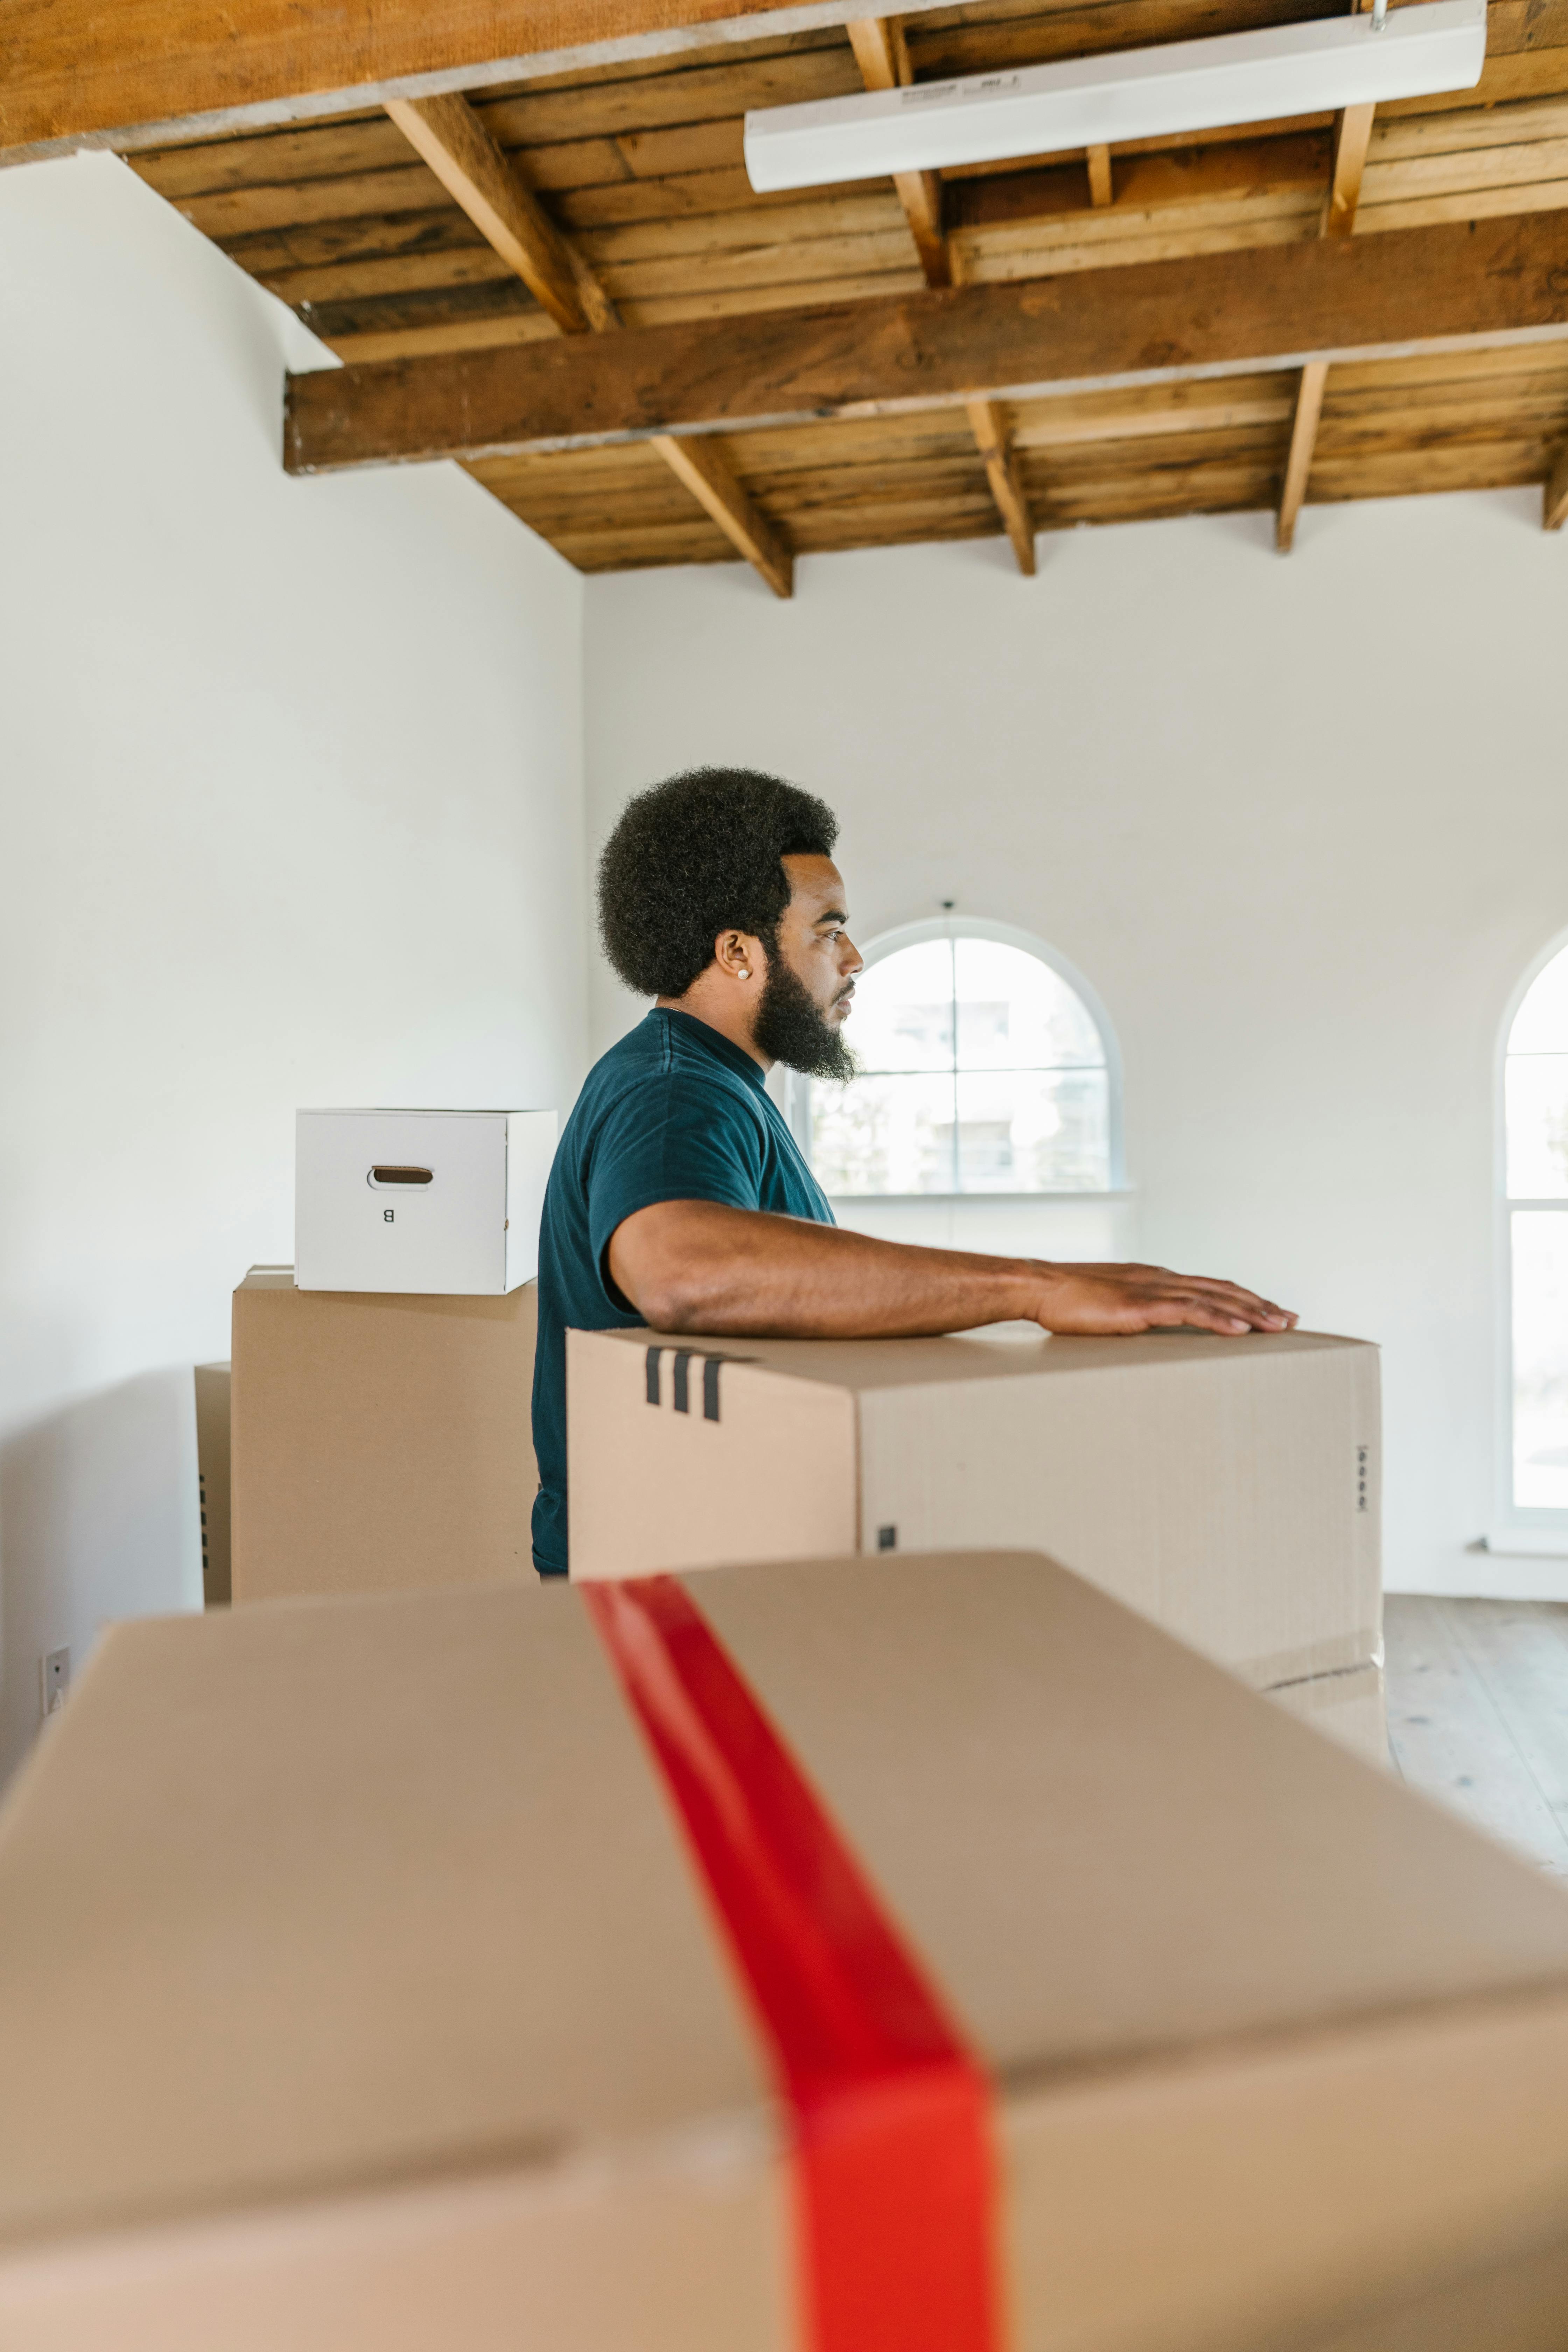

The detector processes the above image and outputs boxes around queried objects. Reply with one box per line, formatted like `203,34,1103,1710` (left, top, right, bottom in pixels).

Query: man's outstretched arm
607,1200,1295,1340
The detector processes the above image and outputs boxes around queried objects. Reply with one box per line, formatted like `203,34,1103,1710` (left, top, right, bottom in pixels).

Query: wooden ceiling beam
1086,145,1114,209
965,400,1036,575
384,89,790,594
846,16,949,290
1547,443,1568,531
285,215,1568,475
1275,360,1329,552
0,0,968,164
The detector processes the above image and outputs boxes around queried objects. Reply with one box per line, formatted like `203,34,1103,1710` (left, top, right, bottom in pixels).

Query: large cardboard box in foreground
569,1325,1381,1701
0,1552,1566,2351
231,1266,538,1602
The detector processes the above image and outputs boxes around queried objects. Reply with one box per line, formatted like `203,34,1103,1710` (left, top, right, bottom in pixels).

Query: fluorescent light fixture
743,0,1486,193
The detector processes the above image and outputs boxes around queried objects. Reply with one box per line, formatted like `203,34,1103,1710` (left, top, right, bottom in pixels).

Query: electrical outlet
40,1648,70,1720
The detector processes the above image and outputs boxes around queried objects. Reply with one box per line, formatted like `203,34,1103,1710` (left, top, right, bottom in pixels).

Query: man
531,766,1294,1576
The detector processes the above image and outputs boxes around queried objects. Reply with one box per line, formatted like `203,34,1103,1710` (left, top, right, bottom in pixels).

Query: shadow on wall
0,1369,203,1790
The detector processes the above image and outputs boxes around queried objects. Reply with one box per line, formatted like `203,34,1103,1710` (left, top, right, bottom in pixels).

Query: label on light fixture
744,0,1486,192
904,75,1022,104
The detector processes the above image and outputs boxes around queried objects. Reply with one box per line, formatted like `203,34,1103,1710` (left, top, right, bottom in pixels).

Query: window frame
1493,923,1568,1555
785,914,1126,1199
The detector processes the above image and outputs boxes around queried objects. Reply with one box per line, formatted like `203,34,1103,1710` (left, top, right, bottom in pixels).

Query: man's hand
1029,1261,1295,1337
608,1200,1295,1342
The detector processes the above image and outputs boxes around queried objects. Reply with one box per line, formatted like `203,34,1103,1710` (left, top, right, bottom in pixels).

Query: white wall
584,498,1568,1601
0,153,587,1781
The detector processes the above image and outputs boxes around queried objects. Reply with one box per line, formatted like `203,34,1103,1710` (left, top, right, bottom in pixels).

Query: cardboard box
295,1108,556,1294
1,1551,1567,2352
568,1324,1380,1694
192,1362,231,1608
1270,1661,1389,1768
231,1267,537,1603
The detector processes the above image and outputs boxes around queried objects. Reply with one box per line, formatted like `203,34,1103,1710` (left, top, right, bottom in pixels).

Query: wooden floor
1386,1596,1568,1880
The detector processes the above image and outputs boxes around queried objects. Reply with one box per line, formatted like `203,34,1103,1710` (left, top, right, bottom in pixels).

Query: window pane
811,1071,957,1195
1506,1054,1568,1199
952,938,1104,1070
952,1069,1110,1192
841,939,954,1073
1513,1210,1568,1510
1509,944,1568,1055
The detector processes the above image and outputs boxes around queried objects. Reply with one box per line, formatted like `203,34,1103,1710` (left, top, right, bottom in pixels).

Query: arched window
1503,938,1568,1531
808,920,1121,1197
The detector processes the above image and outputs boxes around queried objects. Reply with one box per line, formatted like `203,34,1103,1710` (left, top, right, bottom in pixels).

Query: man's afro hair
597,765,839,999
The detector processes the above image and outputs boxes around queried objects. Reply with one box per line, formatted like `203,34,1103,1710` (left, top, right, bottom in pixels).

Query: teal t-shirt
531,1007,834,1575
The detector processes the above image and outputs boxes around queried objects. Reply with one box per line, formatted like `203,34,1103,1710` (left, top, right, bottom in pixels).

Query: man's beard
754,953,857,1080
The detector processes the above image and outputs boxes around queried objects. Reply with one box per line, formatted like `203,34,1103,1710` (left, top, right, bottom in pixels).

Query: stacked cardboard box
0,1550,1563,2350
569,1323,1385,1757
192,1363,231,1608
230,1267,538,1603
229,1275,1383,1758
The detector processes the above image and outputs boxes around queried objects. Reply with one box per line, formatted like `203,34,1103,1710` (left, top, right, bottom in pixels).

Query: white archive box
295,1110,558,1295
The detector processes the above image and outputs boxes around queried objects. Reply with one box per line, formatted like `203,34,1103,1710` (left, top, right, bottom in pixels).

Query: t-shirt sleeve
585,1071,769,1306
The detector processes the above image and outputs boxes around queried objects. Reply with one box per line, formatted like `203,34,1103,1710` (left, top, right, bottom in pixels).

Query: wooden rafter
1276,361,1329,552
648,434,793,594
385,92,790,594
1278,2,1374,556
285,216,1568,475
846,14,1042,571
1547,444,1568,531
384,97,614,336
1322,0,1378,242
966,401,1036,575
1325,101,1377,238
845,16,949,290
1086,146,1114,209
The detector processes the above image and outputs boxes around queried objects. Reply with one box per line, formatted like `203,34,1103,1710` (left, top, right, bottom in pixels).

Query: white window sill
1480,1531,1568,1562
827,1190,1134,1206
826,1190,1139,1264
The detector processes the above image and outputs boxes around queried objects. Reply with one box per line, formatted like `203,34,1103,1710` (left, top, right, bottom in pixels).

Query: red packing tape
584,1575,1001,2352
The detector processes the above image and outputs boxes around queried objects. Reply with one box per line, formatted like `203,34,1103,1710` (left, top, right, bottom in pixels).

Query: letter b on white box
295,1110,558,1294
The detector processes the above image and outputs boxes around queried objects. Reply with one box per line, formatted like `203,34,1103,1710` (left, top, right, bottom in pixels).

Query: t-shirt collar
652,1006,770,1093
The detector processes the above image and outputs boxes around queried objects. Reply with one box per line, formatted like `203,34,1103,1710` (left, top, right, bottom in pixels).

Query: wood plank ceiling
123,0,1568,585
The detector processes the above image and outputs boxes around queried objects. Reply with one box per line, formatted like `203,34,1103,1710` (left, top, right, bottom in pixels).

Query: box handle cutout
368,1166,434,1188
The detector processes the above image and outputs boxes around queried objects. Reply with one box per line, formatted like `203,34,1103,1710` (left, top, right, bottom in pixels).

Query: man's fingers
1181,1286,1294,1330
1138,1295,1255,1335
1037,1265,1298,1338
1170,1275,1292,1323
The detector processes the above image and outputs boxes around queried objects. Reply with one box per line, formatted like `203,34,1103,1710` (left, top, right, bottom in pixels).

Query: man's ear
713,927,762,986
